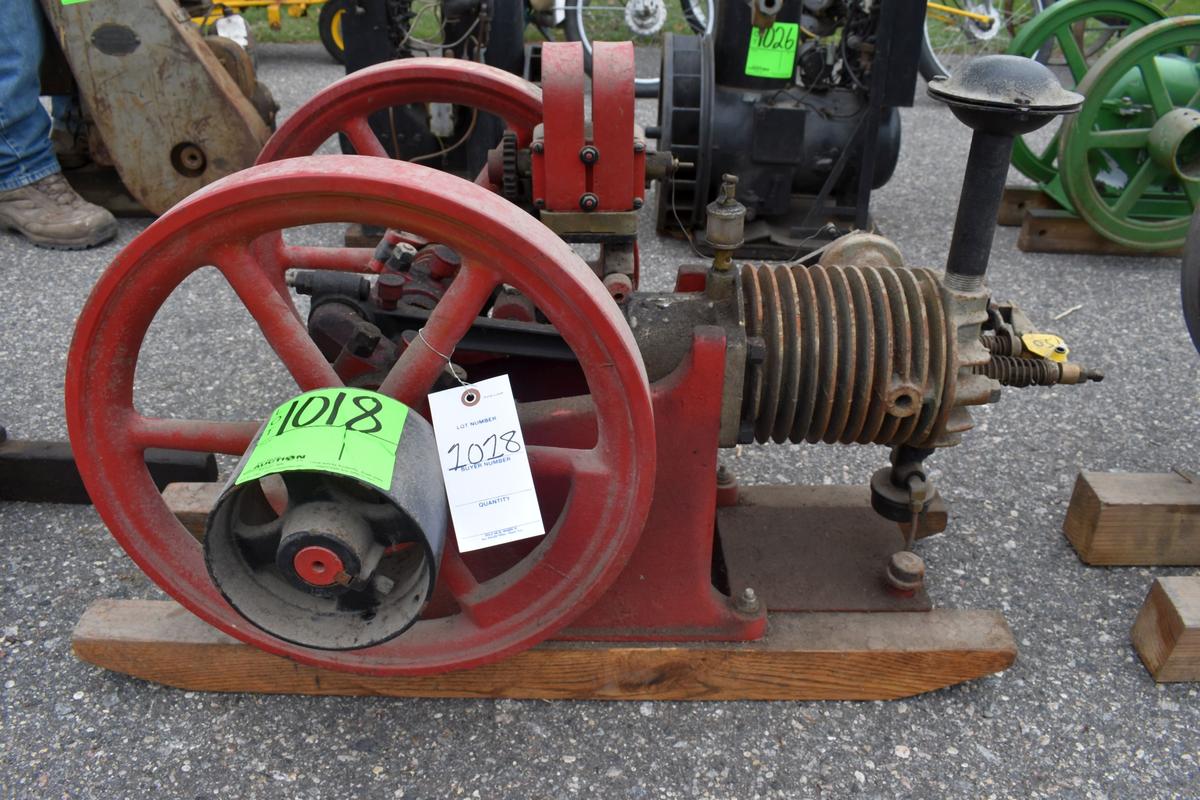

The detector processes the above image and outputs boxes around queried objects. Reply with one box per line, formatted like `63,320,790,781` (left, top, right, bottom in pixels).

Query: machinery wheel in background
1057,16,1200,251
319,0,349,64
1006,0,1166,185
654,33,713,236
65,156,657,674
564,0,712,96
920,0,1045,81
1183,208,1200,355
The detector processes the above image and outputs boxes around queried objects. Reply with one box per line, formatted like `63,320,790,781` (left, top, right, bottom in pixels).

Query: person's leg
0,0,117,249
0,0,58,192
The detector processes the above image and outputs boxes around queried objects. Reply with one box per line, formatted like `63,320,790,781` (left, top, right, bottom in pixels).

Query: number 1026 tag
427,375,545,553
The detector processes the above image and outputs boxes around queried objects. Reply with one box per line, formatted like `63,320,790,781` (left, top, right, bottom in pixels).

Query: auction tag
236,388,410,491
745,22,799,80
428,375,544,553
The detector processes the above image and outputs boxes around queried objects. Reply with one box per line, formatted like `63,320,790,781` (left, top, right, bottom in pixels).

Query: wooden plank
1132,577,1200,682
1063,472,1200,566
72,599,1016,701
998,185,1057,227
1018,208,1184,257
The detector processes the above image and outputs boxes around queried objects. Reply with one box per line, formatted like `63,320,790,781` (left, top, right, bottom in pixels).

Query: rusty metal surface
740,263,954,447
718,485,932,613
40,0,271,214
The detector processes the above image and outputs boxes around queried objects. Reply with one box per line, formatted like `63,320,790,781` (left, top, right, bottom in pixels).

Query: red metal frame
65,156,657,676
591,42,638,211
535,43,587,210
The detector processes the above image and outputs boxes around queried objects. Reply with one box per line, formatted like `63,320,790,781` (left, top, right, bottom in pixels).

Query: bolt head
579,193,599,212
632,197,644,209
532,141,544,154
579,145,599,164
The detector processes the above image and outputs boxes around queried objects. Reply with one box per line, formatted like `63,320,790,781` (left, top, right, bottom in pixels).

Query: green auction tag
61,0,91,5
236,388,410,492
745,22,799,80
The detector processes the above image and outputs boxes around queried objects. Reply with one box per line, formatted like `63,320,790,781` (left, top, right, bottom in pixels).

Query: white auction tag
428,374,545,553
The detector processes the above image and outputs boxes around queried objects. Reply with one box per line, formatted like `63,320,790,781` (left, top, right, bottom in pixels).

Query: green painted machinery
1004,4,1200,251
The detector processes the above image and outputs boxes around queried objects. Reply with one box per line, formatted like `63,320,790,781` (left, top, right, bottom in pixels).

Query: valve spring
981,333,1019,356
974,354,1061,388
740,263,954,447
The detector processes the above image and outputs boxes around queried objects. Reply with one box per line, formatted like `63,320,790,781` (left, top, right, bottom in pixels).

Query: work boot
0,173,117,250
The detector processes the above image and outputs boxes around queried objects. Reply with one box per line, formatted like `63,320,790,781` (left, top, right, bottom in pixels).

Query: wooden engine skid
59,46,1114,701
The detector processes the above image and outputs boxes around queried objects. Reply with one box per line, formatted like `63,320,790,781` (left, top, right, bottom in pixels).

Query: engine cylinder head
740,263,954,447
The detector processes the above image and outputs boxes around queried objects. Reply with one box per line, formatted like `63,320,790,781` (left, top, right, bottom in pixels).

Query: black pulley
205,388,448,651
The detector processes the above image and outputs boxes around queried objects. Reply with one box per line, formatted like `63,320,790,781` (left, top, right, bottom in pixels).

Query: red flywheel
65,155,656,674
256,58,544,164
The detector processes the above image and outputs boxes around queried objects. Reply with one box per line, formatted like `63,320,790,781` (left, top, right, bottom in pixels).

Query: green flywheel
1057,16,1200,251
1006,0,1166,184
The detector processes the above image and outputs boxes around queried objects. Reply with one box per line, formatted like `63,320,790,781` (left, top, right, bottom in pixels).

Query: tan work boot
0,173,117,250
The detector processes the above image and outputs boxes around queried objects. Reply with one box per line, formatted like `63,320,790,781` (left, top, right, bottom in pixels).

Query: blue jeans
0,0,59,192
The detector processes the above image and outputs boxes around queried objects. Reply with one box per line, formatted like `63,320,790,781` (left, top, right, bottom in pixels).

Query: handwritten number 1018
447,431,522,471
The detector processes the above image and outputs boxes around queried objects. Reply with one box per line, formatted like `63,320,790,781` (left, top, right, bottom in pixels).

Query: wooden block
998,185,1057,227
1018,208,1184,257
162,482,223,540
1063,472,1200,566
1132,577,1200,682
72,599,1016,701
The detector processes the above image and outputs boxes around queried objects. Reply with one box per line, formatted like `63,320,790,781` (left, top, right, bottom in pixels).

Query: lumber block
1018,208,1183,257
1132,577,1200,682
72,599,1016,701
998,185,1056,227
1063,472,1200,566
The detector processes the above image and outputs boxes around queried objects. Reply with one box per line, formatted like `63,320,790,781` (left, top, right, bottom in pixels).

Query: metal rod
945,130,1015,285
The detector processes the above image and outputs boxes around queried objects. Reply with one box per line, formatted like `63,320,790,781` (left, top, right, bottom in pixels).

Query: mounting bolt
633,141,646,154
579,145,599,164
632,197,644,210
532,141,544,154
734,586,761,614
885,551,926,595
534,198,546,209
716,465,739,507
579,192,599,212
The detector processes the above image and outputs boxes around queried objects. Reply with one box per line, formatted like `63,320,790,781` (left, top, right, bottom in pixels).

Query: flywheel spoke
377,262,500,406
1109,159,1159,218
1137,58,1174,119
1054,28,1089,79
214,243,344,392
128,415,261,455
281,245,378,272
1086,128,1151,149
340,115,390,159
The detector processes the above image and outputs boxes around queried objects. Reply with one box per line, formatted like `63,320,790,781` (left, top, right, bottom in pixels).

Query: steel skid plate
718,485,932,613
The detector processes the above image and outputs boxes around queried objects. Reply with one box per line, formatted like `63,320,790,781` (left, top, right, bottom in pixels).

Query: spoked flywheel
1006,0,1166,184
1056,16,1200,251
256,58,545,176
66,156,656,674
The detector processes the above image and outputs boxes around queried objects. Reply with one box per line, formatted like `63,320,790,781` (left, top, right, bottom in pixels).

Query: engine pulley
205,395,447,650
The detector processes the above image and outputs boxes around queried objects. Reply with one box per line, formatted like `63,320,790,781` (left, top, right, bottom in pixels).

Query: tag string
416,327,470,388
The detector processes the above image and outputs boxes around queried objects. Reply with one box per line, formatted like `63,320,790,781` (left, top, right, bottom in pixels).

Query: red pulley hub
292,546,345,587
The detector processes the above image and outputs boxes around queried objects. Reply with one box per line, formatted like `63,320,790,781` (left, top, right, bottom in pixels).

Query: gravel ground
1,42,1199,799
